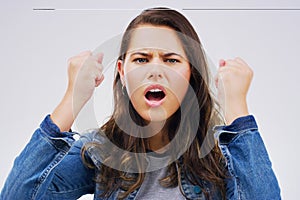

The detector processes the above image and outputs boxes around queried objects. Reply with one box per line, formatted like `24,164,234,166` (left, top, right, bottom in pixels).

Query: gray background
1,1,299,199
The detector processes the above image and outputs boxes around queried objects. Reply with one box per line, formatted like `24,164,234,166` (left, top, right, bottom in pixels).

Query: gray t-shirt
134,167,186,200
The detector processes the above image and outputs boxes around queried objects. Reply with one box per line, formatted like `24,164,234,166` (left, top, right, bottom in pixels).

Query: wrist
223,99,249,125
51,90,86,132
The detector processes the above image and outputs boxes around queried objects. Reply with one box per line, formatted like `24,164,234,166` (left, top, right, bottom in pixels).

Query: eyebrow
130,52,149,57
129,52,182,58
163,52,181,57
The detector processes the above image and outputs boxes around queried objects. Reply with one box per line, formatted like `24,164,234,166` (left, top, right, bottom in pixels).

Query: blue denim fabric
214,116,281,199
0,115,281,200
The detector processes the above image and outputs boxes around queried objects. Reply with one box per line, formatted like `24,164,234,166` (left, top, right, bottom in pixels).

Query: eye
165,58,180,64
133,58,148,63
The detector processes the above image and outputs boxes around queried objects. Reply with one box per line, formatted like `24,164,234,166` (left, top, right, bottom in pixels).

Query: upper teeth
149,89,162,92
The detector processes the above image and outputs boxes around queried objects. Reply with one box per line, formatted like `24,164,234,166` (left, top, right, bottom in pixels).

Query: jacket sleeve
215,115,281,200
0,115,95,200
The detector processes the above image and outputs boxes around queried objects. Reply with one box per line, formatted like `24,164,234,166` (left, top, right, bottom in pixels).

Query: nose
146,61,164,81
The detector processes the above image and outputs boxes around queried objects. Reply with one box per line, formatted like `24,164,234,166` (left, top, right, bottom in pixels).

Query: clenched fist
215,57,253,124
51,51,105,132
67,51,104,104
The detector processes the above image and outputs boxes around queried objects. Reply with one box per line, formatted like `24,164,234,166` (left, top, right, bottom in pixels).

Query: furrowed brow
163,52,181,57
130,52,149,57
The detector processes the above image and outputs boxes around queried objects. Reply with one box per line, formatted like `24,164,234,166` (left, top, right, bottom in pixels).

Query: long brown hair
82,7,227,199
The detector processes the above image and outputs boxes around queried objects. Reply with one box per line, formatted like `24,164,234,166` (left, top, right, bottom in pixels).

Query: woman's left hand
215,57,253,125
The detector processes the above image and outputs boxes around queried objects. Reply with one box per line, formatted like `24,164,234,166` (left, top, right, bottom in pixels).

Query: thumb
96,53,104,64
215,59,226,88
214,74,219,89
219,59,226,67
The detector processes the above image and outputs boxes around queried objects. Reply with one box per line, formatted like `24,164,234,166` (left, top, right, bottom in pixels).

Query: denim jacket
0,115,281,199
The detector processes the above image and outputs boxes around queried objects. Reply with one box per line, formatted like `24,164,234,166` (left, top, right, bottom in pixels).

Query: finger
95,74,104,87
92,52,104,64
97,53,104,64
215,72,227,92
214,70,223,89
214,74,219,88
78,50,92,57
230,58,252,75
94,63,104,84
73,51,92,68
219,59,226,67
95,62,104,72
221,59,241,69
234,57,248,66
68,51,90,64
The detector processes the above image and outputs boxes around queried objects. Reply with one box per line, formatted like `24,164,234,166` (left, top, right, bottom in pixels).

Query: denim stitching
31,152,67,199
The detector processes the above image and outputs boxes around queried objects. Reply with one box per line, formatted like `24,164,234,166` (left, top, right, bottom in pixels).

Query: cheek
167,67,191,103
123,67,147,96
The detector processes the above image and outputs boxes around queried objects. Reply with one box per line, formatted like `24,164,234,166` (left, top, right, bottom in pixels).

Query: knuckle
67,60,75,71
68,56,81,68
219,71,230,81
235,57,242,62
67,57,74,66
247,68,254,77
98,64,104,71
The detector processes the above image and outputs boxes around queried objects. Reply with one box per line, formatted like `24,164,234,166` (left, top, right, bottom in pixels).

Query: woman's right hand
67,51,104,105
51,51,104,132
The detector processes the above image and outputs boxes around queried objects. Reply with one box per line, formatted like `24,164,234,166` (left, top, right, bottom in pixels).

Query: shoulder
70,128,107,155
77,129,109,168
78,128,108,144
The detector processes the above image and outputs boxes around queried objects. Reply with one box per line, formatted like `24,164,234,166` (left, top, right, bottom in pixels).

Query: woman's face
118,25,191,122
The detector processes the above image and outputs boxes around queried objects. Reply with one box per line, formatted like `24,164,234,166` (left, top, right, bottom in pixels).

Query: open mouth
144,85,166,107
145,89,166,101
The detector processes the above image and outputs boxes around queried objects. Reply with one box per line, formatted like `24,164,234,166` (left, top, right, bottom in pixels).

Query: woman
0,7,281,200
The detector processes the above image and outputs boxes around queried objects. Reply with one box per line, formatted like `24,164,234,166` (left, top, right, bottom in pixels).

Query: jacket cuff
40,114,75,138
214,115,258,145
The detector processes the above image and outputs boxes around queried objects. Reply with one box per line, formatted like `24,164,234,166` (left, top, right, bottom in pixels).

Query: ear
117,60,125,85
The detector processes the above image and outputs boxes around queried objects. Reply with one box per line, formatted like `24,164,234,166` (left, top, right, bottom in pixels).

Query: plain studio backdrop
1,1,299,199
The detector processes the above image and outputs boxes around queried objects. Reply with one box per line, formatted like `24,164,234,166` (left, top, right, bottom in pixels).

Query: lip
144,84,166,107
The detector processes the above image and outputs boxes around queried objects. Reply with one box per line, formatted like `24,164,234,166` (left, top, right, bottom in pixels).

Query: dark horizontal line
32,8,143,11
32,8,300,12
33,8,55,11
182,8,300,11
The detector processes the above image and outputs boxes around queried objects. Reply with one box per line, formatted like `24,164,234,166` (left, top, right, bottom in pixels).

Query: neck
146,121,169,152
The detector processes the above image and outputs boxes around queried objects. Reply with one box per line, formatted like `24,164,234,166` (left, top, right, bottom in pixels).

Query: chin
139,107,174,123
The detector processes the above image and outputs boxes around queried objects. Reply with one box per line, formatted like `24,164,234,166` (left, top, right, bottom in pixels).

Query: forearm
51,90,85,132
223,97,249,125
216,57,253,125
0,115,75,199
51,91,75,132
51,52,104,132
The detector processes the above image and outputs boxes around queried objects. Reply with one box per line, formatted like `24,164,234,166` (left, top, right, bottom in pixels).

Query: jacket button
194,185,201,194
